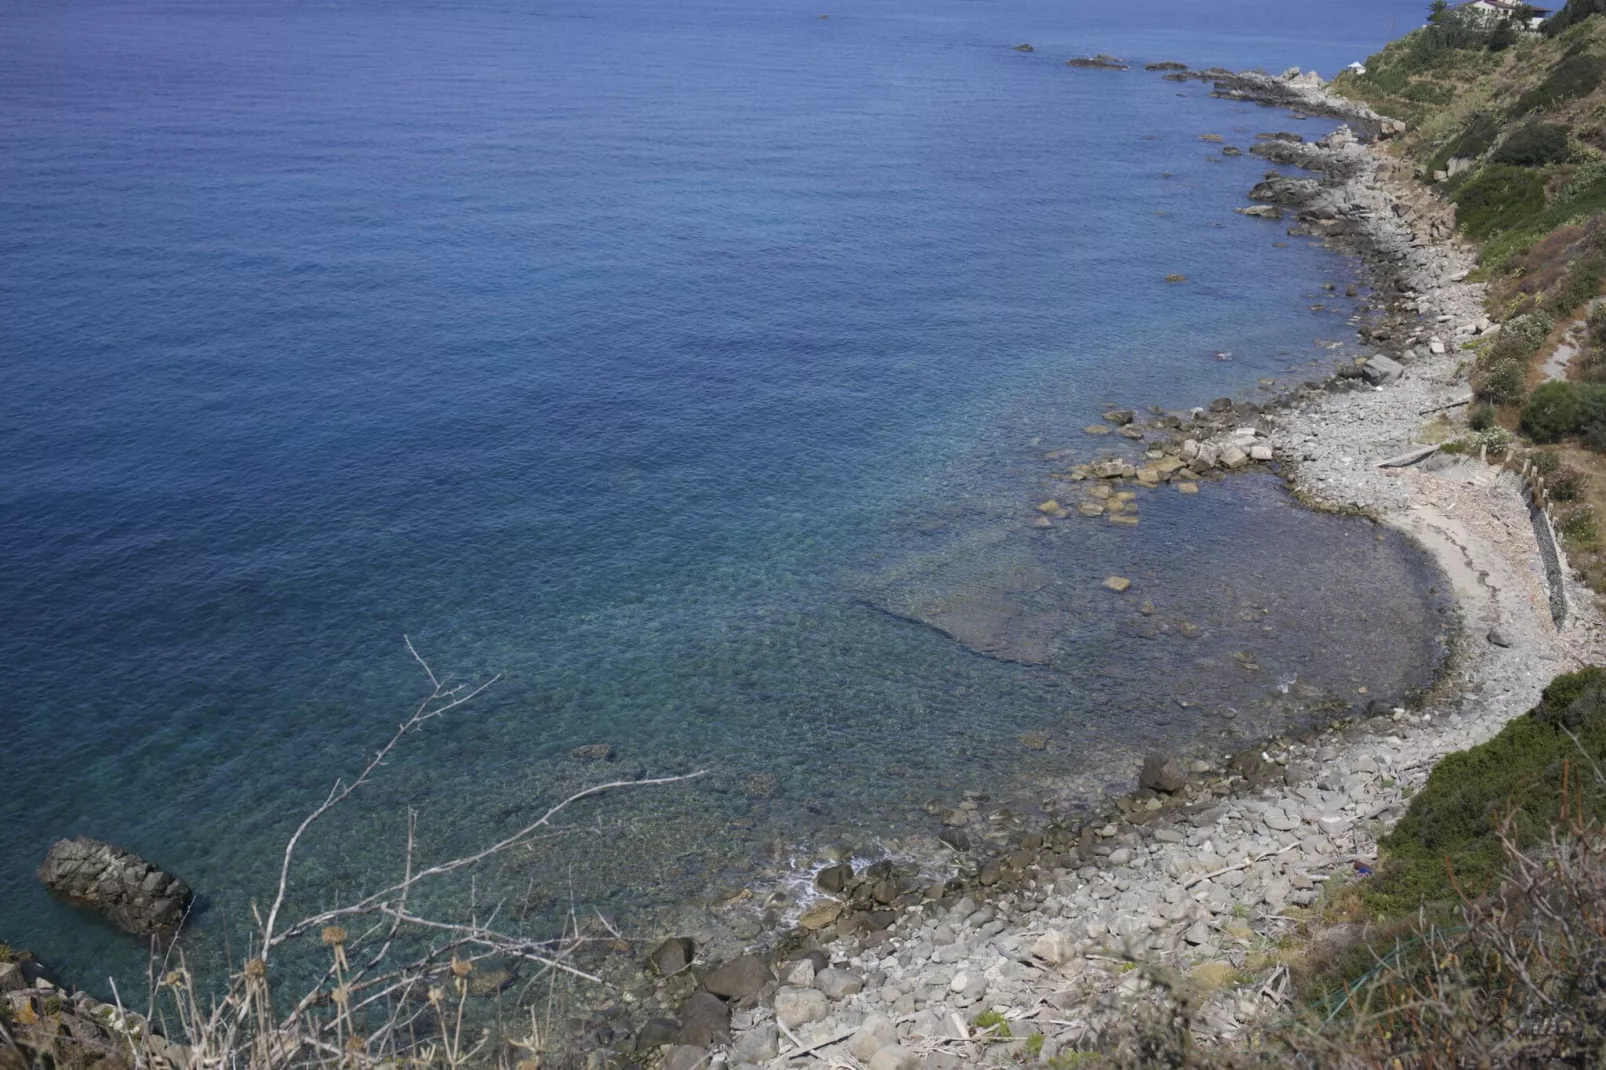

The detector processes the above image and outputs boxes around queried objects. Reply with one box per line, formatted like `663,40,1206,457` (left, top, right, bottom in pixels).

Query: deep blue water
1,0,1437,986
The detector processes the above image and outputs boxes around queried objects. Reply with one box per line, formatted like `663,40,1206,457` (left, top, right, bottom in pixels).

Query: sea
1,0,1438,991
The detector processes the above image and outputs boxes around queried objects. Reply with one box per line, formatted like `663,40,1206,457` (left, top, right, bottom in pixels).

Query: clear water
1,0,1436,989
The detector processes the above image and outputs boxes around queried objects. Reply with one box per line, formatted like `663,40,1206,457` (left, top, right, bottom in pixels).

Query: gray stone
1139,754,1186,794
1487,628,1511,648
1360,354,1403,384
780,958,816,988
662,1045,709,1070
704,954,772,1000
815,967,864,1000
1030,929,1076,965
648,937,696,977
675,991,730,1047
733,1021,778,1063
635,1018,682,1051
1260,807,1297,831
815,862,854,895
773,986,830,1029
868,1045,922,1070
848,1014,899,1061
37,837,192,939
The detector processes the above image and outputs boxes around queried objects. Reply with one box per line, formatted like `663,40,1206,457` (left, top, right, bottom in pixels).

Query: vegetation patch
1453,164,1548,238
1517,51,1606,113
1493,121,1573,165
1365,667,1606,914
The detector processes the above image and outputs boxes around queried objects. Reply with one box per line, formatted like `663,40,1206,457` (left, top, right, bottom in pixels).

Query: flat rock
703,954,772,1000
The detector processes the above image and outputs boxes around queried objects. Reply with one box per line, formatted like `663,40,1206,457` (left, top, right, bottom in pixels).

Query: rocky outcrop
1,944,182,1070
1067,54,1128,70
37,837,191,940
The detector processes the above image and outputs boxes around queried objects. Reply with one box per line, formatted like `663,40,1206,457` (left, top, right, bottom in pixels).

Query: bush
1518,53,1606,113
1545,0,1606,36
1534,447,1564,474
1561,503,1601,540
1479,355,1530,404
1469,402,1498,430
1552,464,1587,499
1507,309,1559,350
1454,165,1548,237
1524,380,1589,440
1565,162,1606,202
1549,255,1606,316
1368,667,1606,913
1494,122,1573,166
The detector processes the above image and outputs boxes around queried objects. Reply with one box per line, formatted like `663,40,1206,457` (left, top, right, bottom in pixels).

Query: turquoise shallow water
0,0,1437,987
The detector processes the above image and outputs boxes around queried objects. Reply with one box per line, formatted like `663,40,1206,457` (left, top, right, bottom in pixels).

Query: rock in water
1138,754,1186,794
647,936,696,976
37,837,191,939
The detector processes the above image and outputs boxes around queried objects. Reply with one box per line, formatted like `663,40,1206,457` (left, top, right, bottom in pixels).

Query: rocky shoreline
9,66,1606,1070
602,68,1606,1070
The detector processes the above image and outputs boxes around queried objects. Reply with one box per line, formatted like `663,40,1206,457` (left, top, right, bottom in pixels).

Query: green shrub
1368,667,1606,914
1551,464,1587,499
1517,53,1606,113
1449,112,1504,161
1523,380,1588,440
1479,355,1530,404
1545,0,1606,37
1564,161,1606,201
1560,503,1601,541
1533,448,1564,474
1494,123,1573,166
1549,256,1606,316
1454,165,1548,237
1469,402,1498,431
1506,310,1559,351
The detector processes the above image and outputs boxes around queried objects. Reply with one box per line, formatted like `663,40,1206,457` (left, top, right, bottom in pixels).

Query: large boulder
37,837,191,939
703,954,772,1000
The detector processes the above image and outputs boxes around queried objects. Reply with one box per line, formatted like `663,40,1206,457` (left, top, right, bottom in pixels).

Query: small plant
1551,465,1586,501
972,1008,1013,1038
40,996,61,1017
1477,355,1528,405
1533,448,1564,475
1025,1032,1045,1057
1468,403,1497,431
0,943,12,963
1560,503,1599,542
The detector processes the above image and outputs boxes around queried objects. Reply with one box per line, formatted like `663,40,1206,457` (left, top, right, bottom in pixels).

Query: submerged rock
647,936,696,977
1138,754,1186,793
37,836,191,940
1068,54,1129,70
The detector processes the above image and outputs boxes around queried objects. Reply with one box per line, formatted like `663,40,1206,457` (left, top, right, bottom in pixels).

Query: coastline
8,65,1603,1070
628,69,1606,1069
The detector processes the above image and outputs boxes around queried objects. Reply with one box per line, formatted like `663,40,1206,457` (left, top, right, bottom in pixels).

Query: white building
1460,0,1552,30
